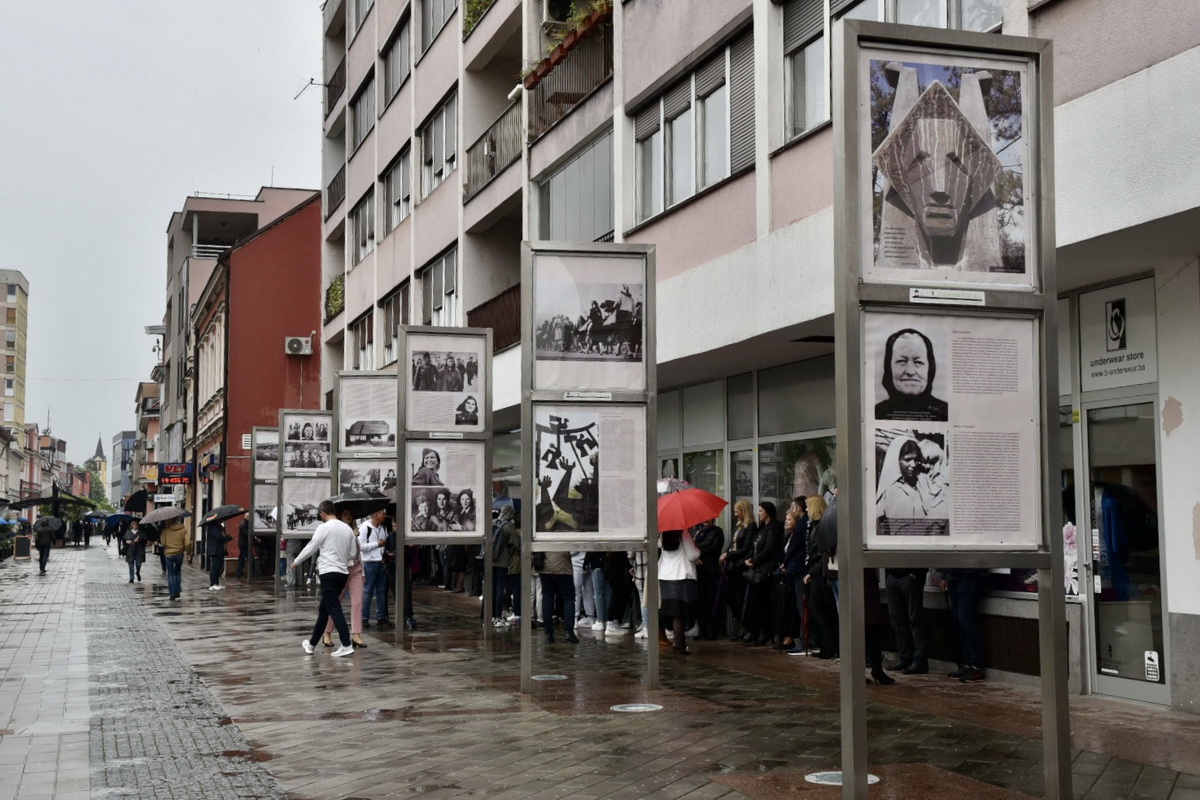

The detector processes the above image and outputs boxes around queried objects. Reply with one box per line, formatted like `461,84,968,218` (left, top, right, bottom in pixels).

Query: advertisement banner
1078,278,1157,392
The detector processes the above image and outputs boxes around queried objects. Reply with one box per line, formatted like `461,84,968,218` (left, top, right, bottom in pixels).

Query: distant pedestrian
123,521,146,583
536,551,578,644
358,509,392,628
292,500,358,658
160,519,193,601
235,518,250,578
205,522,232,590
33,521,54,574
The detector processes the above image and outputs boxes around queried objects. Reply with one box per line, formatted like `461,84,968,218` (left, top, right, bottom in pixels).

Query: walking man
33,520,54,574
359,509,393,628
292,500,358,657
161,518,193,600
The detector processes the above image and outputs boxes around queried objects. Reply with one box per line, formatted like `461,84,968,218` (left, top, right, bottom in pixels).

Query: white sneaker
605,621,623,635
207,585,216,591
301,639,314,655
331,645,355,657
591,621,605,631
575,617,594,629
634,628,649,639
506,615,521,624
685,624,699,638
214,584,225,591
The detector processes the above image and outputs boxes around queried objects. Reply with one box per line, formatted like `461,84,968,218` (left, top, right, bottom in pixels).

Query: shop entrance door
1082,400,1168,704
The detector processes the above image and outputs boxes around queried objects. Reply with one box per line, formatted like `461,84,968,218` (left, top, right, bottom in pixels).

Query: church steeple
94,435,105,461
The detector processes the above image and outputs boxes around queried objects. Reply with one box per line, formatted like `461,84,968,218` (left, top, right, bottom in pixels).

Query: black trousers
696,571,722,637
310,572,350,647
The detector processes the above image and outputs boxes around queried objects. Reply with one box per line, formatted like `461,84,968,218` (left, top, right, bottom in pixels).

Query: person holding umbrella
159,515,193,601
123,519,147,583
205,522,232,590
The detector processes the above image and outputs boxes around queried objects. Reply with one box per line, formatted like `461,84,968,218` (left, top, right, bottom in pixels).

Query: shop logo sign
1106,299,1127,352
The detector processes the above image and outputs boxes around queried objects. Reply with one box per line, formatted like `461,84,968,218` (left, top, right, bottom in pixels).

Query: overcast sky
0,2,322,468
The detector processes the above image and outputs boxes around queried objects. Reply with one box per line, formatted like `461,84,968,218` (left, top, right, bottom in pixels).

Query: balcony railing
463,102,522,202
326,56,346,116
526,17,613,140
190,244,230,259
325,165,346,221
325,274,345,323
467,283,520,352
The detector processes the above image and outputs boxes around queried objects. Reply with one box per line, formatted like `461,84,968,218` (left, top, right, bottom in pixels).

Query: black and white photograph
253,428,279,482
534,409,601,534
532,253,648,392
252,484,278,533
279,476,331,533
339,374,397,452
338,458,398,494
869,322,949,422
280,411,333,473
405,332,487,433
873,428,950,537
409,486,479,533
860,49,1034,289
404,440,485,538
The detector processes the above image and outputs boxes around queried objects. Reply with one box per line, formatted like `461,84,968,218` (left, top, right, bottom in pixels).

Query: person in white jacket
290,501,359,657
658,529,700,655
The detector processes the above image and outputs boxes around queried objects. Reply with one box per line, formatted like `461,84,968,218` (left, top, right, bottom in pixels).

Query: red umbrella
656,488,728,532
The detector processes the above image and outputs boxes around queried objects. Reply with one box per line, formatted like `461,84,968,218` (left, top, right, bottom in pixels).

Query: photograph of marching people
253,429,279,481
405,333,486,433
339,375,398,452
279,477,330,533
281,412,332,473
338,459,397,494
404,441,485,538
873,428,950,537
533,404,646,539
532,253,646,391
252,484,278,533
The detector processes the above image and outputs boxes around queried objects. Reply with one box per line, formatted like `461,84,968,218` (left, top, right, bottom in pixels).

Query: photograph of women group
405,442,484,538
281,412,332,473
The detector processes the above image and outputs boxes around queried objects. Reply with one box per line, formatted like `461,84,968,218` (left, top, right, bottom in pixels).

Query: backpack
491,521,512,562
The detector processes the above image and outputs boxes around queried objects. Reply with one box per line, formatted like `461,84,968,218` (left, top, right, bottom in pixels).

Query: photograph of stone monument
866,58,1029,283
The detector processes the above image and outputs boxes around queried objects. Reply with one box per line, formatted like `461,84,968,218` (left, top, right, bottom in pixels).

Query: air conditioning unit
543,0,571,26
284,336,313,356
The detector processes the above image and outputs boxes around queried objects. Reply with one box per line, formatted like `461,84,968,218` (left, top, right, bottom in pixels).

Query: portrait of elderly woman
875,328,948,422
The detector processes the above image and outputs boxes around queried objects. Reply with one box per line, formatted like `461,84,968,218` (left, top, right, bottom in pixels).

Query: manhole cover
804,771,880,786
610,703,663,713
532,674,568,681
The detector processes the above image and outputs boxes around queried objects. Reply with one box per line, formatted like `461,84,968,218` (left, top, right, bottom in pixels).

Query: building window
351,311,374,370
381,282,410,364
6,284,15,303
4,330,13,346
783,0,828,140
420,0,458,52
540,132,614,242
634,38,746,222
350,191,375,266
419,92,457,199
960,0,1001,31
4,379,12,397
351,0,375,37
5,308,15,325
382,16,411,103
383,146,412,233
420,248,458,326
5,356,12,373
350,73,376,152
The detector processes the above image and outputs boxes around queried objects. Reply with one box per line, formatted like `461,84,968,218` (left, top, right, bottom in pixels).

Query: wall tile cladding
622,0,751,109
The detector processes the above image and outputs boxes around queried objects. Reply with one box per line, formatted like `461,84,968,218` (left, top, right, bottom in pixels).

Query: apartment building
111,430,135,506
0,270,29,429
318,0,1200,713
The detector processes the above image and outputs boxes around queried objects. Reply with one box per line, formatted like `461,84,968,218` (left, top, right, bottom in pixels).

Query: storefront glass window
727,373,753,440
757,436,836,511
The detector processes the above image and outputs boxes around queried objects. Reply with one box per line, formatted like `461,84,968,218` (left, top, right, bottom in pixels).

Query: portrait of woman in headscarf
875,328,948,422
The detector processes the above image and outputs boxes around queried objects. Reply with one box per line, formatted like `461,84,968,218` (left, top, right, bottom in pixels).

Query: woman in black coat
739,502,783,646
720,500,757,640
805,498,839,658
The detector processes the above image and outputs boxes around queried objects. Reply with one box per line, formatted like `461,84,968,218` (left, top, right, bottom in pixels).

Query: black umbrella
33,516,64,535
200,504,249,526
142,506,186,527
124,489,148,514
84,510,108,520
330,490,390,519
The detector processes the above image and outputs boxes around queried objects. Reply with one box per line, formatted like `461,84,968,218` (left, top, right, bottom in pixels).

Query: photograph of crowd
534,410,600,533
283,442,331,471
535,282,644,362
281,413,332,473
280,477,330,533
873,428,949,536
339,460,398,494
411,351,480,392
252,484,277,533
409,486,478,533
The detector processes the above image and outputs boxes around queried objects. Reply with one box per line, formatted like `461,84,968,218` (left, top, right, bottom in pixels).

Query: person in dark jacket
235,518,250,578
691,518,724,640
776,503,808,652
33,521,54,573
739,502,783,646
720,500,756,640
939,567,988,682
205,522,232,590
805,497,839,658
123,520,146,583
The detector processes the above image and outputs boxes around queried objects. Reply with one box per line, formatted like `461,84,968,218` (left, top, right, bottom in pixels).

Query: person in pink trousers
325,510,368,648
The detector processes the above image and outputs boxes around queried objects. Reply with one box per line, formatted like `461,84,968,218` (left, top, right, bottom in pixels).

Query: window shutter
830,0,859,18
662,79,692,121
431,261,444,310
784,0,824,54
634,103,660,141
695,53,726,98
729,30,755,172
422,269,433,323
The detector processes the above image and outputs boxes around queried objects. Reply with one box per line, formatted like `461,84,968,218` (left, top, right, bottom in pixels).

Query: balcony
190,244,230,259
464,102,522,203
526,13,613,140
466,283,520,352
325,165,346,221
326,56,346,116
463,0,499,39
325,273,345,323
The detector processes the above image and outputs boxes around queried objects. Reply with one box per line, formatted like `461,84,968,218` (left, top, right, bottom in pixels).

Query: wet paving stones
3,546,1200,798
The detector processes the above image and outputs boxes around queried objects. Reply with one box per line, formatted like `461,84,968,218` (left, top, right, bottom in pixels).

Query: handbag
743,566,765,585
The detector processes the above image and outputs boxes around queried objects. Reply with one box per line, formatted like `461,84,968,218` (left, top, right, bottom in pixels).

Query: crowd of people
412,352,479,392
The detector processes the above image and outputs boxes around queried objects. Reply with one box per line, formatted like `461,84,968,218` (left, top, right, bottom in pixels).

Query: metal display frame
520,241,658,694
833,21,1067,799
276,409,335,593
248,426,279,585
395,326,494,636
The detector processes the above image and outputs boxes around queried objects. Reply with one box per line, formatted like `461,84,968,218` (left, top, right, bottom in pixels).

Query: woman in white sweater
658,529,701,655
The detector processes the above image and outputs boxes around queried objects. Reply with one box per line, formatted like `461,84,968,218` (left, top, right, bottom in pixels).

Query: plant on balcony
463,0,498,40
524,0,613,89
324,274,345,323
